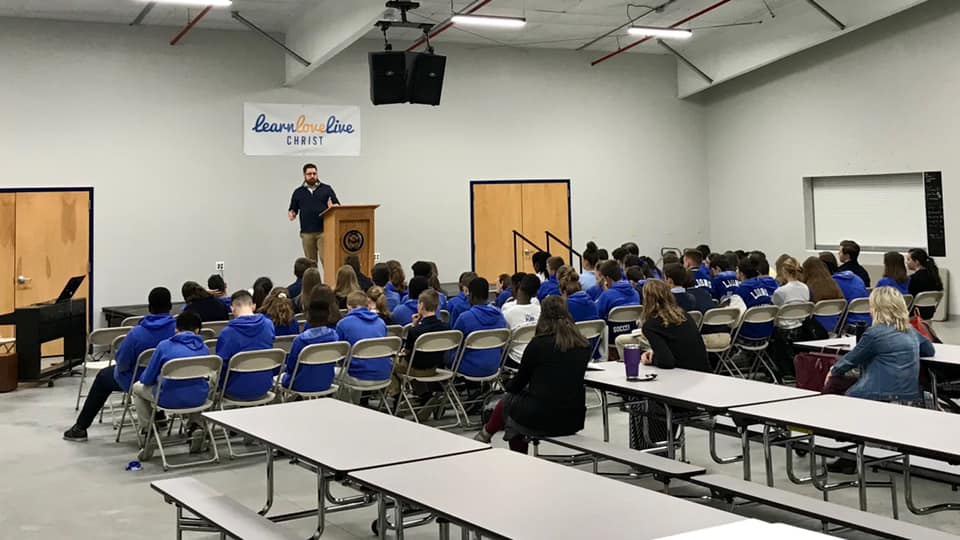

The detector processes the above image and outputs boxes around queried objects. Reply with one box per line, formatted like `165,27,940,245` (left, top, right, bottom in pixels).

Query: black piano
0,299,86,381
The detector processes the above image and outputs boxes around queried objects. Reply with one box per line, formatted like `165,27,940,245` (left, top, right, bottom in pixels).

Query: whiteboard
811,174,927,250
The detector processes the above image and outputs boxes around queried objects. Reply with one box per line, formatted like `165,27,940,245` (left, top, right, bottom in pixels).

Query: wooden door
14,191,90,355
0,194,14,342
521,182,570,271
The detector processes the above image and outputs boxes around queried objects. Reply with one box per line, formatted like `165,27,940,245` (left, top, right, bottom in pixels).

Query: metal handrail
545,231,582,272
512,230,545,273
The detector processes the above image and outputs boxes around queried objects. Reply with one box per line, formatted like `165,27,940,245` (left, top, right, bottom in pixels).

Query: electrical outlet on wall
216,261,224,271
374,252,381,262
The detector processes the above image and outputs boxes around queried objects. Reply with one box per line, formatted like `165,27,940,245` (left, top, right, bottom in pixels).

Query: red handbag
793,352,839,392
910,308,941,343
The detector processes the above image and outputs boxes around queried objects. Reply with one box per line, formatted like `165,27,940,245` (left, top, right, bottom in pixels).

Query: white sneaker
473,430,493,443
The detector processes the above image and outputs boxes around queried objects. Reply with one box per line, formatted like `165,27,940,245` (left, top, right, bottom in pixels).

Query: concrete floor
4,325,960,539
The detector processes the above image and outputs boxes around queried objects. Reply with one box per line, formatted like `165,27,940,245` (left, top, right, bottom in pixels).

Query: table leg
438,519,450,540
394,496,405,540
259,447,275,515
377,492,388,540
664,403,675,460
176,505,183,540
856,444,868,512
762,425,774,487
929,368,940,409
313,468,327,540
600,390,610,442
740,426,752,481
461,527,470,540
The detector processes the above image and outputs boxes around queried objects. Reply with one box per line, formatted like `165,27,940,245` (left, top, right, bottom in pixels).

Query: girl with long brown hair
311,284,342,328
294,267,322,313
385,260,407,299
259,287,299,336
638,280,709,371
877,251,910,295
334,265,361,309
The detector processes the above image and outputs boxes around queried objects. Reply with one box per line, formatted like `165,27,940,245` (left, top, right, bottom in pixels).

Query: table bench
151,477,301,540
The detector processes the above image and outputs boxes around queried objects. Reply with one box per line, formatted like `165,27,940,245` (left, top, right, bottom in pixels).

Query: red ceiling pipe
407,0,494,51
590,0,733,66
170,5,213,46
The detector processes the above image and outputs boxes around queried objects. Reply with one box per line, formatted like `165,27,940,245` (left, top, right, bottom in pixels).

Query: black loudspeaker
369,51,408,105
406,52,446,106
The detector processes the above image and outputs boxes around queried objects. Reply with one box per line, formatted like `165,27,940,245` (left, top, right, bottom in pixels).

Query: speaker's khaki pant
300,232,324,265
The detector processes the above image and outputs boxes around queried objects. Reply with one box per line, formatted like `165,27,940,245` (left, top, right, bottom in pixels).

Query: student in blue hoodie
733,254,778,308
536,256,564,300
215,290,276,400
281,297,339,392
337,291,391,383
683,249,712,290
595,260,640,319
287,257,317,302
876,251,911,295
371,263,399,312
259,287,300,336
558,267,599,322
446,271,477,326
495,273,512,308
132,311,210,429
409,261,448,311
208,274,231,311
64,287,177,442
833,268,871,326
452,277,509,376
393,277,429,326
709,254,741,302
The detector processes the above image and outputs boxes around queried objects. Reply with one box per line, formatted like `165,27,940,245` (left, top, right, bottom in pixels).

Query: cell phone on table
627,373,657,382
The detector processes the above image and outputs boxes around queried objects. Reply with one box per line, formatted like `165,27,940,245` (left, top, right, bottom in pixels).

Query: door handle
523,249,532,255
17,276,31,284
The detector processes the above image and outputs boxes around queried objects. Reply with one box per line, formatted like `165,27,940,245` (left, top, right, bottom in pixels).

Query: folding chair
386,325,404,339
115,347,155,443
279,341,348,402
840,297,872,335
606,305,644,360
913,291,944,322
448,328,511,426
204,339,218,355
700,307,740,371
687,310,703,329
775,302,814,329
120,316,144,327
338,336,403,411
502,325,537,371
575,320,606,360
339,309,348,317
0,337,14,354
296,318,307,332
75,326,133,411
217,348,284,459
395,330,463,427
902,294,914,312
138,355,222,471
721,305,778,380
273,335,296,353
812,299,847,336
438,310,450,324
204,320,230,337
198,328,216,340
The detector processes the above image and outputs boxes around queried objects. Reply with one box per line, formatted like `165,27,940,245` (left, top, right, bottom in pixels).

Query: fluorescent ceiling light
451,15,526,28
139,0,233,6
627,26,692,39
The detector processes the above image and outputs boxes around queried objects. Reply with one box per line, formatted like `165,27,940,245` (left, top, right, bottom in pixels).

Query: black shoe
826,458,857,475
63,425,88,442
154,411,168,428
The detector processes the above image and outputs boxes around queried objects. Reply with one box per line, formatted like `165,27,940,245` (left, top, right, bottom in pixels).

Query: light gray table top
730,394,960,463
350,448,744,540
203,399,488,472
794,337,960,367
655,519,831,539
584,362,819,412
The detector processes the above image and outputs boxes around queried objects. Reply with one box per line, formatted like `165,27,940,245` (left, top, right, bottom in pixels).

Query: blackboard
923,171,946,257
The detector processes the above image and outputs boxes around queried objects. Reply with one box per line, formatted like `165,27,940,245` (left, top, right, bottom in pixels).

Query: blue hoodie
273,318,300,337
567,291,600,322
215,314,276,399
711,271,740,302
833,271,871,325
281,326,339,391
876,276,910,295
452,304,508,377
337,308,390,380
734,276,779,308
537,276,561,301
113,314,176,391
400,291,447,312
580,271,598,291
392,298,419,326
140,332,211,410
383,286,401,312
693,264,712,289
596,280,640,319
495,288,511,308
446,292,470,327
586,284,603,301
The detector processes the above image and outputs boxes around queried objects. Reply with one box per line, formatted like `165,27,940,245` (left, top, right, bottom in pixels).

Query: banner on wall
243,103,361,156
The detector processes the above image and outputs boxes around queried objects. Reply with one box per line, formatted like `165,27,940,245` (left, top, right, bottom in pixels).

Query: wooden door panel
15,191,90,355
0,194,14,340
472,183,523,282
521,182,570,262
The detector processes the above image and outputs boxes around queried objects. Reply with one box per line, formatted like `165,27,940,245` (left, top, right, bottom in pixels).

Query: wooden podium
320,205,379,285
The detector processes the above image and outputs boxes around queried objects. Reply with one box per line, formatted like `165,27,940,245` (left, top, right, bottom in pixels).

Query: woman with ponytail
580,241,599,290
907,248,943,319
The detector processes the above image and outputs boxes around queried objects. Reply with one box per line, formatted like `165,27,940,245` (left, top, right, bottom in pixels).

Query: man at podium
288,163,339,264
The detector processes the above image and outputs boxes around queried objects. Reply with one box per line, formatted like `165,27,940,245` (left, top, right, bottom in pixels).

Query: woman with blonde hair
637,280,709,372
259,287,299,336
334,265,361,310
772,256,809,307
366,286,393,324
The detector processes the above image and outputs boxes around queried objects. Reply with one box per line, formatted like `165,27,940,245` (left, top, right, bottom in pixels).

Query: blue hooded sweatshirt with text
452,304,508,377
113,314,176,392
140,332,211,409
711,271,740,302
215,314,276,399
337,308,390,380
694,264,712,289
281,326,339,392
834,271,871,325
734,276,778,308
597,280,641,319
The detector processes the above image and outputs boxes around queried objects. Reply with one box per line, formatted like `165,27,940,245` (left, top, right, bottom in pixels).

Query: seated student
392,277,429,326
215,290,276,399
638,280,710,372
832,263,870,327
207,274,231,310
474,296,591,453
733,254,778,308
877,251,910,295
622,242,640,257
280,297,339,392
907,248,944,319
622,254,641,272
306,285,342,329
494,273,512,308
337,291,391,384
132,311,208,430
385,260,407,302
536,256,564,300
580,242,600,291
819,251,839,274
345,254,373,292
596,260,641,319
389,289,450,398
446,271,477,326
293,267,322,314
371,262,399,312
181,281,229,322
63,287,176,442
683,249,712,289
452,277,509,376
252,277,273,310
772,256,810,307
366,286,393,325
287,257,316,300
625,266,647,296
259,287,299,336
502,274,541,368
531,251,551,282
709,253,740,302
661,251,681,267
838,240,871,287
662,263,697,312
801,257,846,332
559,266,599,322
696,244,711,263
334,265,362,310
410,261,448,309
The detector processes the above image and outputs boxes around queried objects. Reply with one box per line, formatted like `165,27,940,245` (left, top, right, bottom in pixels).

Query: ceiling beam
283,0,386,87
129,2,156,26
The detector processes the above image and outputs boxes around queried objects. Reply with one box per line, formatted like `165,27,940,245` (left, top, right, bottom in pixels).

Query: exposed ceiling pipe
590,0,733,66
805,0,845,30
170,5,213,46
406,0,494,52
130,2,156,26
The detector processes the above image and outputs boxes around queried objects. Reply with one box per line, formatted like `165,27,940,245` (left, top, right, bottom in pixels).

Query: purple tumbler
623,343,641,379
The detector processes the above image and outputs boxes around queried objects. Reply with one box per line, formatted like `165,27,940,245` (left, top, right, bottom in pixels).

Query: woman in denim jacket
827,286,935,405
